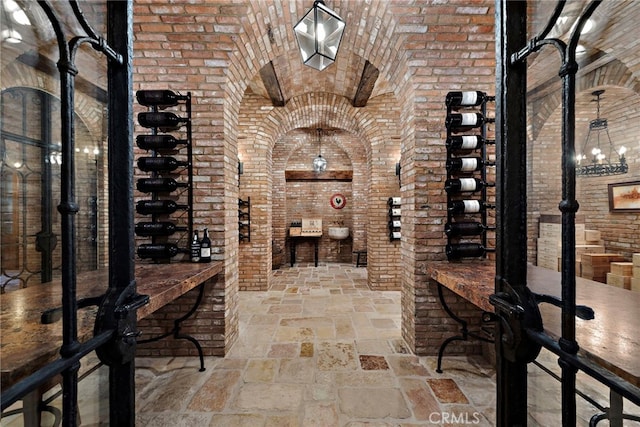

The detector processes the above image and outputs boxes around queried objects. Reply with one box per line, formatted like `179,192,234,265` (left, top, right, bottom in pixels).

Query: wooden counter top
0,261,223,390
426,261,640,387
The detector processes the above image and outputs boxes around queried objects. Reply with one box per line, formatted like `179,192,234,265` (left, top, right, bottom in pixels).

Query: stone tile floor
134,263,498,426
4,263,639,426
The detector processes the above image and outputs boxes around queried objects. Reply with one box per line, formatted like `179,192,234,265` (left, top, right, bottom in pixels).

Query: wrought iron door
0,1,141,426
493,1,640,426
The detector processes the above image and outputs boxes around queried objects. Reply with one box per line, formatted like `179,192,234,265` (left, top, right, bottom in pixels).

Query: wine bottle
238,198,250,207
136,134,188,151
387,197,401,206
200,228,211,262
136,200,189,215
137,156,189,172
136,90,187,108
190,230,201,262
446,243,490,260
137,243,182,259
136,178,188,193
445,113,492,131
138,112,189,131
239,232,249,241
389,208,401,216
448,199,495,214
390,231,401,240
444,178,494,193
444,221,490,237
135,221,187,237
445,91,492,107
445,135,495,151
446,157,494,173
388,220,402,228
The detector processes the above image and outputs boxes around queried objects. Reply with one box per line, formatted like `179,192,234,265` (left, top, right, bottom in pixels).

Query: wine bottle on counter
135,221,187,237
444,178,494,194
138,112,189,131
190,230,201,263
137,156,189,172
446,157,494,173
445,91,494,107
137,243,184,259
136,134,189,151
136,177,188,193
136,90,188,108
445,112,493,132
136,200,189,215
448,199,495,214
445,135,495,151
200,228,212,262
444,221,492,237
446,243,493,260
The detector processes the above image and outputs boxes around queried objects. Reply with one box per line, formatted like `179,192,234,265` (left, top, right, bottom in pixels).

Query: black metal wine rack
238,197,251,242
135,90,193,261
444,91,495,260
388,197,401,241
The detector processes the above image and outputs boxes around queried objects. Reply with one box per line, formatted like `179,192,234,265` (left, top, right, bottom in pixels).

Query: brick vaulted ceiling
240,1,640,108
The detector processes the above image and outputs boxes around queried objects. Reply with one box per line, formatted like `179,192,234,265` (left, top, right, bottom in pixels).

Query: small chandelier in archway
312,128,327,172
293,0,345,71
576,90,628,177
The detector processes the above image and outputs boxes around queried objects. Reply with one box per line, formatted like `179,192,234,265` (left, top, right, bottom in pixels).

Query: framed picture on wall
608,180,640,212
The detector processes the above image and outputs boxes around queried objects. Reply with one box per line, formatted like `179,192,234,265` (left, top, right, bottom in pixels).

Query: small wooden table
289,235,321,267
0,261,223,424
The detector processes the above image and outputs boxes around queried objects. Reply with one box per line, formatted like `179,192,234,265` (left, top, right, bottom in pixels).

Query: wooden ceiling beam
352,60,379,107
259,61,285,107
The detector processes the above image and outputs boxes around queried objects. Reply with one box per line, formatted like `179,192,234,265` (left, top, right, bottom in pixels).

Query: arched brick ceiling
527,1,640,94
243,0,401,105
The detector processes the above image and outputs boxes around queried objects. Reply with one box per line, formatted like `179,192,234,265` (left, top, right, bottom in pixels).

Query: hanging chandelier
312,128,327,172
576,90,628,177
293,0,345,71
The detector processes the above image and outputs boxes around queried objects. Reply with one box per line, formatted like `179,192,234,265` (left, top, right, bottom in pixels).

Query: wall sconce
395,162,401,188
293,0,345,71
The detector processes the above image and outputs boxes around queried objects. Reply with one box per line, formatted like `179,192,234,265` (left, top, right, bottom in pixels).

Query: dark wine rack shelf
388,197,401,242
238,197,251,242
135,90,193,261
444,92,495,260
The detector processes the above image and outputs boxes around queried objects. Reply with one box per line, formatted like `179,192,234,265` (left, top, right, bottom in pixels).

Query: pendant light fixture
313,128,327,172
576,90,628,177
293,0,345,71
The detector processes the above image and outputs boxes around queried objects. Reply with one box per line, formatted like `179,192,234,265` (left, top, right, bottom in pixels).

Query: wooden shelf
285,170,353,181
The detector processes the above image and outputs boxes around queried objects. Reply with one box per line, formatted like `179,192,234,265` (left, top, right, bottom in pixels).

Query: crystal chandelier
312,128,327,172
576,90,628,177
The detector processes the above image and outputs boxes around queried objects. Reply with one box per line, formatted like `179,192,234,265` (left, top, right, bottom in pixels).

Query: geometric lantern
293,0,345,71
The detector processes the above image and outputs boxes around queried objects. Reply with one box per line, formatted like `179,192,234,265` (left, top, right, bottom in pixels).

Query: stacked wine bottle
444,91,496,260
134,90,194,262
238,197,251,242
388,197,401,241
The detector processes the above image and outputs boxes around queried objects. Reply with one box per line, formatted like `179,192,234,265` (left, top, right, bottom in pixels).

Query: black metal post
494,1,528,425
107,1,135,425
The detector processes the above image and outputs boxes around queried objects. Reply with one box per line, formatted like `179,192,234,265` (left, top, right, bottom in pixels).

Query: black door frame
0,2,142,426
494,1,640,426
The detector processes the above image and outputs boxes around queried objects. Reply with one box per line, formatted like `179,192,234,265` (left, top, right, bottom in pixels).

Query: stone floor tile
268,342,299,358
244,359,277,382
359,355,389,370
427,378,469,404
232,383,304,411
386,355,431,377
188,369,241,411
316,341,358,371
338,387,411,419
278,358,316,383
209,413,265,427
399,377,442,421
302,401,340,426
264,413,301,427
